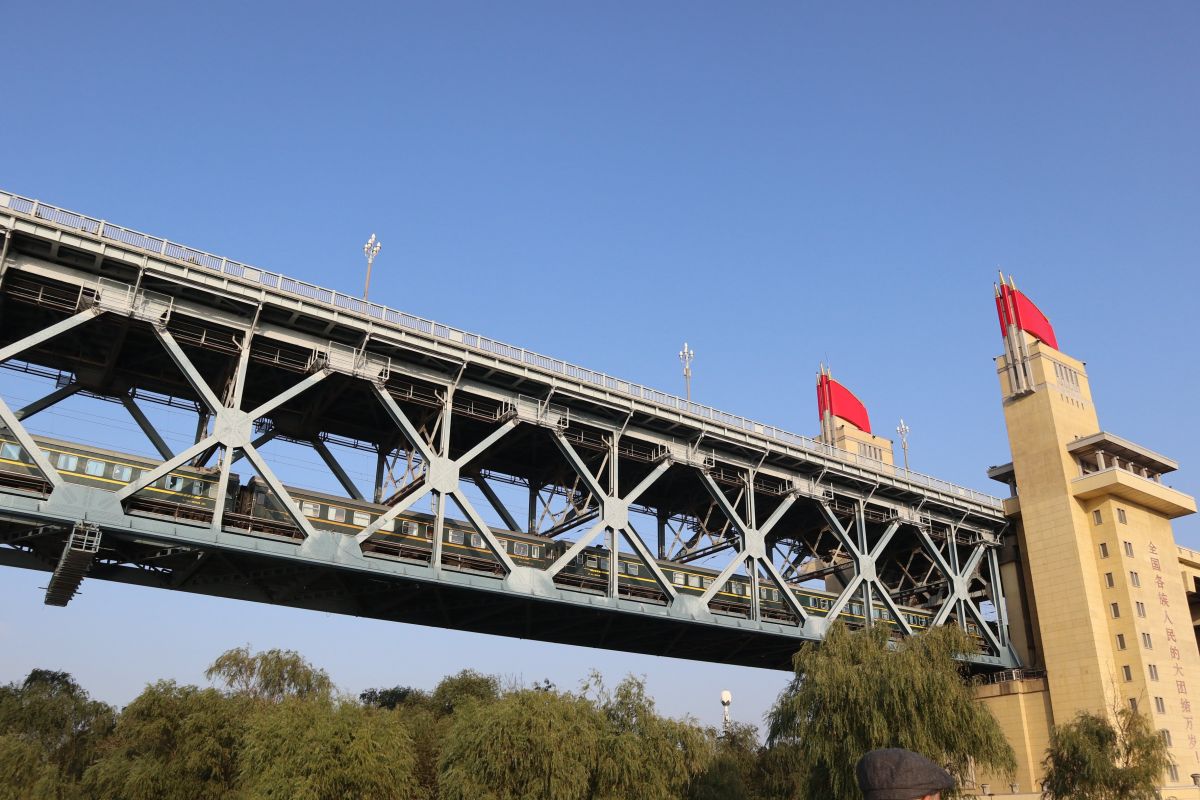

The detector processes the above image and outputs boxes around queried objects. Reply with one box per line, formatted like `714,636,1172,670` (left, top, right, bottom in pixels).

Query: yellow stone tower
977,276,1199,794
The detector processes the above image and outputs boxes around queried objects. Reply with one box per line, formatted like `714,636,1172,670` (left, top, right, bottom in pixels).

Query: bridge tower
977,276,1199,793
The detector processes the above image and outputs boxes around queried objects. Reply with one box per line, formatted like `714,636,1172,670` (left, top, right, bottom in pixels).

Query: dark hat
856,748,955,800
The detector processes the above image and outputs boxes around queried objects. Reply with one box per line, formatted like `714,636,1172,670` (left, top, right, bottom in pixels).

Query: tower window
1123,541,1134,557
1122,665,1133,682
1130,571,1140,588
1111,602,1120,618
1093,510,1103,525
1156,697,1166,714
1160,729,1172,746
1169,765,1179,782
1143,632,1153,649
1136,601,1147,618
1105,572,1115,588
1129,697,1138,711
1117,508,1128,524
1116,633,1127,650
1149,664,1159,681
1099,542,1110,558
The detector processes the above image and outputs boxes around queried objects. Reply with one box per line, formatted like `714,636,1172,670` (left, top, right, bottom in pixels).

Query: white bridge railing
0,188,1002,511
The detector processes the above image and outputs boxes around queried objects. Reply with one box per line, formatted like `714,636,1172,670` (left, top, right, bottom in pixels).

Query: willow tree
239,698,417,800
1041,707,1171,800
767,622,1015,800
204,646,333,702
438,688,605,800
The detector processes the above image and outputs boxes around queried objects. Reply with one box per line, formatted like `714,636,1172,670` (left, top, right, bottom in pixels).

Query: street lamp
720,689,732,731
896,418,911,471
679,342,695,402
362,233,382,300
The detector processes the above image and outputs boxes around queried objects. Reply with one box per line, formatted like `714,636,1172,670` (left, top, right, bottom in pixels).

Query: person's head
855,748,955,800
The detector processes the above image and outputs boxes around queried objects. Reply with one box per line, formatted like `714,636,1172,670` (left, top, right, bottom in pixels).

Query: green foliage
81,681,248,800
430,669,500,716
239,698,417,800
360,685,430,710
205,646,333,702
438,688,604,800
1041,707,1172,800
0,734,78,800
585,674,712,800
690,722,761,800
0,669,114,783
767,622,1016,800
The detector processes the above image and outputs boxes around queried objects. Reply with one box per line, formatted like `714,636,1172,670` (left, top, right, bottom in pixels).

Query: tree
767,622,1016,800
0,669,115,785
438,688,604,800
1041,706,1172,800
81,681,248,800
205,646,333,702
360,685,430,710
430,669,500,716
239,698,417,800
690,722,761,800
585,674,712,800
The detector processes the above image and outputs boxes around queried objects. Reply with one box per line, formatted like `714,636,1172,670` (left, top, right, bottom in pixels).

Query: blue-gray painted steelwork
0,189,1018,671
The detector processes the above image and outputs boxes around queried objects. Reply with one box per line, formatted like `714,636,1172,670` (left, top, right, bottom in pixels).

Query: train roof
8,433,223,476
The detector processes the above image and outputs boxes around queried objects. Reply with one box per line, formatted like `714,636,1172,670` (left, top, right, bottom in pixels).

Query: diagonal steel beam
455,419,518,468
121,395,175,461
471,473,521,533
241,443,319,539
154,328,222,413
0,394,62,488
373,385,434,463
449,492,517,573
621,521,677,600
115,435,218,501
312,438,365,502
246,370,328,420
15,382,81,421
545,520,607,577
355,483,432,544
550,433,606,501
0,308,100,363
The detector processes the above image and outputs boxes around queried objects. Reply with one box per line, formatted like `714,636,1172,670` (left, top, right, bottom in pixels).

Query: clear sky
1,1,1198,731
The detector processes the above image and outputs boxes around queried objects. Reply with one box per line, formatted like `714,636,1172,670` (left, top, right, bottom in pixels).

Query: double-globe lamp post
363,233,382,301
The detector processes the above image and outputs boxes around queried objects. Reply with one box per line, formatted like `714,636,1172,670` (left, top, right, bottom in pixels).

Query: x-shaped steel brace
697,473,805,623
543,432,675,600
0,308,104,489
816,502,914,635
115,328,329,538
917,526,1006,655
355,385,519,575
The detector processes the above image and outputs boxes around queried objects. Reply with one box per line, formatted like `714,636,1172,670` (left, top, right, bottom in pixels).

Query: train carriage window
687,574,701,588
470,533,483,549
301,501,321,517
531,545,541,558
499,538,508,551
84,459,106,477
513,542,530,557
164,475,185,492
448,530,464,545
599,557,609,571
112,464,133,482
671,571,685,586
190,480,205,496
57,453,79,472
627,563,639,576
0,443,21,461
352,512,370,527
326,506,347,523
402,521,419,536
587,555,599,569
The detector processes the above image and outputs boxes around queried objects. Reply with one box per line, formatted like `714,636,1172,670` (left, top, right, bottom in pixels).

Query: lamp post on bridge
362,233,382,301
897,418,911,472
679,342,695,403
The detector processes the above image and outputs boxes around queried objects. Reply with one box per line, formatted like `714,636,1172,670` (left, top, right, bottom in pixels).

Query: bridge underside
0,190,1018,672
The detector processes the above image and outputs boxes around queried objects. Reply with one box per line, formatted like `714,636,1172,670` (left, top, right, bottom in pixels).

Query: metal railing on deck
0,188,1002,510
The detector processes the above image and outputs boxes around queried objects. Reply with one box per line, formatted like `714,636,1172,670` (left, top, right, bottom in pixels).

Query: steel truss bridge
0,189,1018,671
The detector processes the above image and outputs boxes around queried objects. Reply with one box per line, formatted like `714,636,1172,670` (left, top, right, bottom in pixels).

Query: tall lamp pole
679,342,695,402
363,233,382,300
896,418,911,471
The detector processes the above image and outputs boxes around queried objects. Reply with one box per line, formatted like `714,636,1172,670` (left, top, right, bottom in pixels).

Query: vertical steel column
607,434,619,599
527,482,539,534
857,504,874,629
430,388,454,572
657,507,668,559
987,544,1012,650
374,448,387,504
0,229,11,289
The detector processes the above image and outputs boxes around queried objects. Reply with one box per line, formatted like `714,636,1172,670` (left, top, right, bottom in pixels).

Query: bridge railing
0,188,1002,511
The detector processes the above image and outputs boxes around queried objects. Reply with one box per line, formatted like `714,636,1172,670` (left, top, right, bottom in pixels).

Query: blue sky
1,2,1198,729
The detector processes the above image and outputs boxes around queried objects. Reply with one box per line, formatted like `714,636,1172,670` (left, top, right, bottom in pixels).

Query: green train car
0,434,977,636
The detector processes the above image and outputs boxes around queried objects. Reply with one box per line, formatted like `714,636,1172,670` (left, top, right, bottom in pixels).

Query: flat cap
855,748,955,800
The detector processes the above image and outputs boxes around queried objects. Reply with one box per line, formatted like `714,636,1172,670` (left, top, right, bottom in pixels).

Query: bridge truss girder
0,209,1017,672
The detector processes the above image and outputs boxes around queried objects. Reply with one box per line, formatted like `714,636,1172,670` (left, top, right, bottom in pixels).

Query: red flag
996,284,1059,350
817,374,872,434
